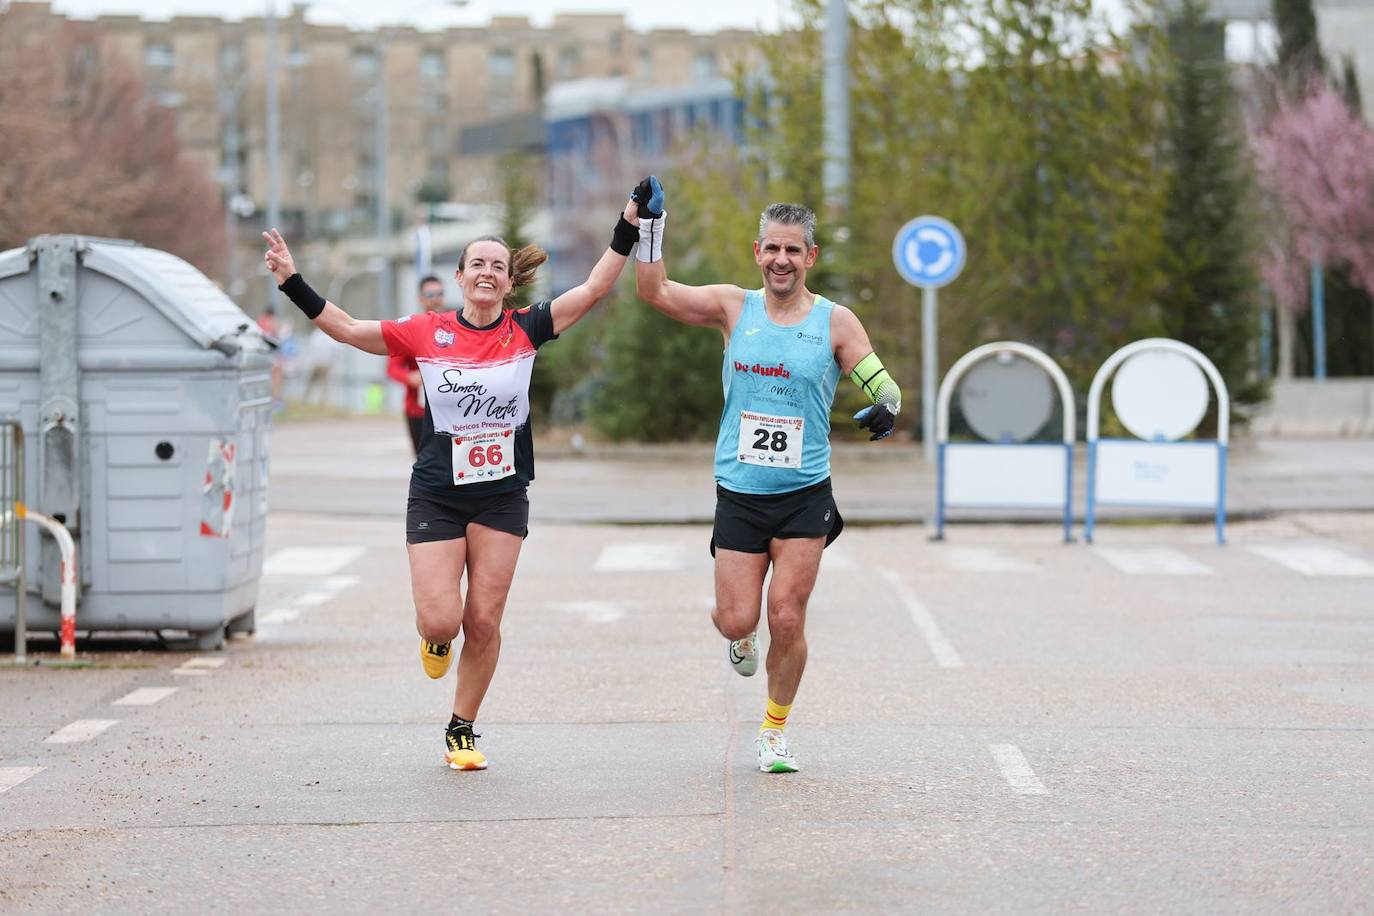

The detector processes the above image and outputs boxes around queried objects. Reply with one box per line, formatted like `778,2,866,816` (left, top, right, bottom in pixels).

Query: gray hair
757,203,817,249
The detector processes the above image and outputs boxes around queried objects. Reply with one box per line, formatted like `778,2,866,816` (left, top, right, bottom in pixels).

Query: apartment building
9,3,756,248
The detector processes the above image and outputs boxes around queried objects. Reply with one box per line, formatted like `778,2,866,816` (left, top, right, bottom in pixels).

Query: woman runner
263,196,643,770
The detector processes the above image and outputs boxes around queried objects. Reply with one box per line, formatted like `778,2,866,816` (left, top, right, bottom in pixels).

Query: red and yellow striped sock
761,698,791,733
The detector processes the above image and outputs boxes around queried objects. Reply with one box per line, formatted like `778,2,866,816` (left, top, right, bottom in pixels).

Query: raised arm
832,304,903,441
262,229,388,356
548,198,639,335
630,177,743,335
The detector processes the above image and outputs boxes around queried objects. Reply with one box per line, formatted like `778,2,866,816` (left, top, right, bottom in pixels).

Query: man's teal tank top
714,289,841,494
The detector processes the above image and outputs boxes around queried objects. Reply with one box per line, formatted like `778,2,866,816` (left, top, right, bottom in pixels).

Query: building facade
8,2,758,303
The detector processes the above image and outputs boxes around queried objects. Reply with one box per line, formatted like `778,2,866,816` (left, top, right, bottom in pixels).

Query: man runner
633,179,901,773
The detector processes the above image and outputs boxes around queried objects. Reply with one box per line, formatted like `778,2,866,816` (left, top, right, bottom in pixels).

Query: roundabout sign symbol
892,216,965,289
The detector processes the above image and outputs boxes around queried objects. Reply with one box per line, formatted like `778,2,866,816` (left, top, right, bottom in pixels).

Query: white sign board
1095,440,1220,507
945,444,1068,508
1111,350,1209,442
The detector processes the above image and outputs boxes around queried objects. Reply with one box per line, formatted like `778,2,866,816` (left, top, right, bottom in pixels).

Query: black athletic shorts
710,478,844,556
406,484,530,544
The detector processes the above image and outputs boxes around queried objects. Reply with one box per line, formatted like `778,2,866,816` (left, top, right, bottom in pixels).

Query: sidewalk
268,417,1374,524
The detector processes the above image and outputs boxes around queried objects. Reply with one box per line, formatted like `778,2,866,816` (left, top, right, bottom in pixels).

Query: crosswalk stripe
1249,545,1374,577
593,543,685,572
943,547,1040,573
550,600,626,623
112,687,178,707
263,547,365,577
0,767,44,794
1093,547,1213,575
45,720,118,744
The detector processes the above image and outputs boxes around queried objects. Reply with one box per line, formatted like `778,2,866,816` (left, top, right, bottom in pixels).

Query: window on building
637,48,652,81
423,93,447,116
351,48,379,80
427,124,449,153
557,46,580,79
488,49,515,82
608,31,622,54
488,49,516,114
219,42,242,75
693,50,716,82
420,49,446,82
145,42,175,71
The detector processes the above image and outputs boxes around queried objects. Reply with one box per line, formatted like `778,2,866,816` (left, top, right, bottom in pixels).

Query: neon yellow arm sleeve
850,352,902,410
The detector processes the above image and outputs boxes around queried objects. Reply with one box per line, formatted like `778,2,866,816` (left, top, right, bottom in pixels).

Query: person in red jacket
388,275,446,454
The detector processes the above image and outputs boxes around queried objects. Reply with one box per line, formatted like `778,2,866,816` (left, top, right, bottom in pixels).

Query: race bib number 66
737,411,804,468
452,429,515,485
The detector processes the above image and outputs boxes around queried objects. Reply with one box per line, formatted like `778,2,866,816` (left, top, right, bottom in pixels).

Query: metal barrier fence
1,419,26,661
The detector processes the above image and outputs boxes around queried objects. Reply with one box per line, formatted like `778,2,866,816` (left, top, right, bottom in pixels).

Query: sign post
892,216,965,463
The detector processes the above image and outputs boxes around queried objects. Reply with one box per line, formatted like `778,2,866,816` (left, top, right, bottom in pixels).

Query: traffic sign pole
892,215,965,465
923,286,937,464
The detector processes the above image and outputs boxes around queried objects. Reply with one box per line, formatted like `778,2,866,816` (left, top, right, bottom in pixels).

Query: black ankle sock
448,714,474,730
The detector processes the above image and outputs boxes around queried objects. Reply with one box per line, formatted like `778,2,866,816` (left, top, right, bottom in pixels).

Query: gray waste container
0,235,274,649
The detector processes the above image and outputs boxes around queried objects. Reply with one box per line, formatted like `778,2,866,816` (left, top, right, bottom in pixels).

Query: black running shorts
406,484,530,544
710,478,844,556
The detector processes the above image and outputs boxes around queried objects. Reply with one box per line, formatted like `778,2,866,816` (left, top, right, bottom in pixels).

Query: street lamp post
265,0,282,289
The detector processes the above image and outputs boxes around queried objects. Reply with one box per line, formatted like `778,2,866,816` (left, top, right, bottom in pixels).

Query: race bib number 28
452,429,515,485
737,411,804,468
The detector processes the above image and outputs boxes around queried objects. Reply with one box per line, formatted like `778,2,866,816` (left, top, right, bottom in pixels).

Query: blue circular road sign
892,216,966,289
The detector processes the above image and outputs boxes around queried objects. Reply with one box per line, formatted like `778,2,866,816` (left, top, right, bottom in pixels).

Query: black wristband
609,215,639,256
278,273,326,320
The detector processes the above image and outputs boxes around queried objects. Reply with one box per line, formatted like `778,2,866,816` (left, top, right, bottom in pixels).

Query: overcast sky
46,0,1130,34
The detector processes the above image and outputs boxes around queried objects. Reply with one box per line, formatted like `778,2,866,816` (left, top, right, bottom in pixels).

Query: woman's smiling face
457,240,514,309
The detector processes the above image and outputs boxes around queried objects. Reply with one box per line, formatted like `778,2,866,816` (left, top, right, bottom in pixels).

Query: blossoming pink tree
1250,83,1374,377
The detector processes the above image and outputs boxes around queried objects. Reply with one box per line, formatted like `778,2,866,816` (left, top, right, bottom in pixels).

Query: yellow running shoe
420,639,453,679
444,722,488,770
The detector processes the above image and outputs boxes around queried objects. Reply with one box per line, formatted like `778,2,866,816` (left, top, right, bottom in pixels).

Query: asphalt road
2,420,1373,912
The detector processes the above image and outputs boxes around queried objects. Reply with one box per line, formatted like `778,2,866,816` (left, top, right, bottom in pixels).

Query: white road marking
879,570,964,669
295,591,334,607
1249,545,1374,577
263,547,364,577
0,767,44,794
944,547,1040,573
821,549,856,570
172,656,225,676
257,608,301,626
323,575,360,591
593,543,685,572
112,687,178,707
989,744,1047,795
45,720,118,744
1093,547,1213,575
551,600,626,624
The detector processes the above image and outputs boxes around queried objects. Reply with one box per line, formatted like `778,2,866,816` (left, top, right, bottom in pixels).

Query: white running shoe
757,728,799,773
728,631,758,677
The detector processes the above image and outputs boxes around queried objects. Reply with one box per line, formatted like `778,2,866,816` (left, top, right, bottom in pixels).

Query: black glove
631,175,665,219
854,404,896,441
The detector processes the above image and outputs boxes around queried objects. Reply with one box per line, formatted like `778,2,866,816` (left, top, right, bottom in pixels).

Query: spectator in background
257,303,285,409
388,275,446,454
302,325,344,406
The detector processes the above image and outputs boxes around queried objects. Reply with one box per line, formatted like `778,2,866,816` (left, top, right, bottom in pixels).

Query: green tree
589,149,748,441
681,0,1169,400
1159,0,1263,404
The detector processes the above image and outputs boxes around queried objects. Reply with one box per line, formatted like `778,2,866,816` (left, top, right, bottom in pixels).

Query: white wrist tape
635,210,667,263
